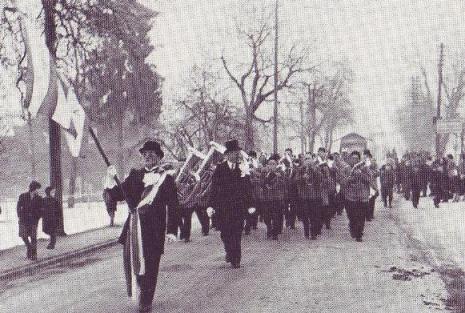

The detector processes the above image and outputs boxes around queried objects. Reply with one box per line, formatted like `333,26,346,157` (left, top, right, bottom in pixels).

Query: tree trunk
307,85,317,153
27,115,36,179
116,109,124,177
244,108,254,151
67,157,78,208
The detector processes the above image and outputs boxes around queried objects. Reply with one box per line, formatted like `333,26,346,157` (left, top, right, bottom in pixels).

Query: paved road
0,202,451,313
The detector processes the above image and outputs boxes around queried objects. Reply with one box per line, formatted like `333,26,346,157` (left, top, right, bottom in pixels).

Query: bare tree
221,18,309,150
169,65,244,154
418,51,465,156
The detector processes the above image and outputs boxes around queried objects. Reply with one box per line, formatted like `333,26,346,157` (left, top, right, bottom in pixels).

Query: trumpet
351,160,367,174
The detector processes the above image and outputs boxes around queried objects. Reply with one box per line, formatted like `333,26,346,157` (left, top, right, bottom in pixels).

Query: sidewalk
0,225,123,281
0,200,127,250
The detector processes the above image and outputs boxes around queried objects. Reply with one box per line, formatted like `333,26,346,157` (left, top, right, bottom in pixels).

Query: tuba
176,141,229,209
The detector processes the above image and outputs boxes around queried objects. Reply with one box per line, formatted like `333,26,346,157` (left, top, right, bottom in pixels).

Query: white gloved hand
206,207,215,217
166,234,177,243
107,165,117,177
248,207,256,214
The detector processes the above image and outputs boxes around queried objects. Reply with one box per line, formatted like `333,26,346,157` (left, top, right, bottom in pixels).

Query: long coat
208,161,253,231
42,196,59,235
17,192,42,235
105,168,179,256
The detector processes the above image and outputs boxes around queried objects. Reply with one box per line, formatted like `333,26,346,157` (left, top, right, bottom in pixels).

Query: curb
0,238,119,282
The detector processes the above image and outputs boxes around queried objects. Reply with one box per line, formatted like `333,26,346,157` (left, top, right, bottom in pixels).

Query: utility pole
435,43,444,159
273,0,279,154
43,0,65,235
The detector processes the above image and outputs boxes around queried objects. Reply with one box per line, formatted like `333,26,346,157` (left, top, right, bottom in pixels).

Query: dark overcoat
42,196,59,235
105,168,180,257
208,161,252,231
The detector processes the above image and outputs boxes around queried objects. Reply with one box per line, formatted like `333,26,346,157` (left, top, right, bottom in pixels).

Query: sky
141,0,465,151
2,0,465,153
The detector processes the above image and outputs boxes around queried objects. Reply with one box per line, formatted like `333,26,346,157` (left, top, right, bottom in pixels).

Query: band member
338,151,377,242
322,155,338,229
285,158,299,229
261,155,287,240
363,149,379,221
380,163,395,208
245,163,263,234
295,155,323,240
333,152,347,216
17,181,42,260
409,160,423,208
180,171,212,241
207,139,255,268
244,150,261,233
104,140,179,313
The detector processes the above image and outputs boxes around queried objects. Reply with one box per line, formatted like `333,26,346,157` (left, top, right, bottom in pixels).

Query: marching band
102,138,379,312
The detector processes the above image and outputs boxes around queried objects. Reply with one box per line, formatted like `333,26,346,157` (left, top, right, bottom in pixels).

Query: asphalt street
0,202,451,313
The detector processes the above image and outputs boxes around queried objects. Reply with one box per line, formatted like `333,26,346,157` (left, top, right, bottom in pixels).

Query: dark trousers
244,203,259,233
301,199,323,237
220,219,244,265
366,195,376,221
180,206,210,240
262,201,284,237
21,223,38,259
322,194,337,228
136,253,162,306
345,200,368,239
48,233,56,248
285,200,297,228
412,187,421,208
381,186,393,207
335,192,345,215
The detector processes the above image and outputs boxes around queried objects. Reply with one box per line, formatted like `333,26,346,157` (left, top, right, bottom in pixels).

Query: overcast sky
2,0,465,152
141,0,465,149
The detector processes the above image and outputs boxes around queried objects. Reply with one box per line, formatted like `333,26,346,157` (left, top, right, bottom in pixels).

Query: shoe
290,225,295,229
46,245,55,250
326,225,331,230
356,237,363,242
225,254,231,263
231,263,240,269
184,238,191,243
310,235,317,240
138,303,152,312
272,235,278,240
366,218,372,222
244,230,250,235
305,235,310,239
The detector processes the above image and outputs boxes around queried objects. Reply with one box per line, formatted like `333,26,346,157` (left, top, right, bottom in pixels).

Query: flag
15,1,57,118
52,82,85,157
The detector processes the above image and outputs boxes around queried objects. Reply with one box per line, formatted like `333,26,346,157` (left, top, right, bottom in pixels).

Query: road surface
0,200,453,313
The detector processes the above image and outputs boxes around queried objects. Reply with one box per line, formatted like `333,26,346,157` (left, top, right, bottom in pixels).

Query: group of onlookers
16,181,60,260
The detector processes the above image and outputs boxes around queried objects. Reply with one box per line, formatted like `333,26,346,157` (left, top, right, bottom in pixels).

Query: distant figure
17,181,42,260
102,186,117,227
42,186,60,249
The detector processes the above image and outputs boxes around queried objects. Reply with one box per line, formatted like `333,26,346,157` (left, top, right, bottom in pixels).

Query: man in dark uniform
207,139,254,268
104,140,179,313
337,151,377,242
17,181,42,260
261,156,287,240
295,155,323,240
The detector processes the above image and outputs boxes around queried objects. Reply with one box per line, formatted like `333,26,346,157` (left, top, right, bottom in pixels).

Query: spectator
17,181,42,260
42,186,59,249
